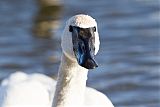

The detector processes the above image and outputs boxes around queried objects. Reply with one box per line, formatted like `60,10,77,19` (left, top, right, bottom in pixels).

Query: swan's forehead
68,15,97,28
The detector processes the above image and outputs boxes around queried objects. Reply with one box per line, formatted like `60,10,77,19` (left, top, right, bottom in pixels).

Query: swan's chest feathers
0,72,56,107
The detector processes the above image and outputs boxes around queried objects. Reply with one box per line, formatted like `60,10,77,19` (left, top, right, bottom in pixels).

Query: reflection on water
0,0,160,107
0,0,61,78
33,0,62,38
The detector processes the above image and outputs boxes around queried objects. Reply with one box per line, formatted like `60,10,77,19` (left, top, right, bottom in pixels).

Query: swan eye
93,26,96,32
69,25,73,32
93,46,95,51
79,30,85,37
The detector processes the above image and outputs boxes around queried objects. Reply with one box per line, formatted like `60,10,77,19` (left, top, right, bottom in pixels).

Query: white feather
0,72,56,107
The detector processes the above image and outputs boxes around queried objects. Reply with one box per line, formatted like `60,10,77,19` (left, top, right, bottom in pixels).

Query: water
0,0,160,107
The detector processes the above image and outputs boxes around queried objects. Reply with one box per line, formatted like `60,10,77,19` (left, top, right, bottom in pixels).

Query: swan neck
52,54,88,107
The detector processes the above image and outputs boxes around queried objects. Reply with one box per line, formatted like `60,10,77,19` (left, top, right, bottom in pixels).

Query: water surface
0,0,159,107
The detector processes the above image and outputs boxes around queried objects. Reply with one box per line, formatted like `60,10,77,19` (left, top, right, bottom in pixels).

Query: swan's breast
0,72,56,107
85,87,114,107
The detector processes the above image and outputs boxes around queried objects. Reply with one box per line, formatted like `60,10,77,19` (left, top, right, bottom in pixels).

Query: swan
0,14,114,107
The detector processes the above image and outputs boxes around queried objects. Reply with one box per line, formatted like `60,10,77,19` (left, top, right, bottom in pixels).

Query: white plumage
0,72,56,107
0,14,114,107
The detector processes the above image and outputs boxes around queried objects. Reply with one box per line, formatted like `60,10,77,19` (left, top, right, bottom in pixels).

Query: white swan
0,14,114,107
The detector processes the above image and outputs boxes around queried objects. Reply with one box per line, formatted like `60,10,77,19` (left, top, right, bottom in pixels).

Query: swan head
61,14,100,69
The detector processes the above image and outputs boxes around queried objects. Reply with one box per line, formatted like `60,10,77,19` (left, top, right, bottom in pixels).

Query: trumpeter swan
0,14,114,107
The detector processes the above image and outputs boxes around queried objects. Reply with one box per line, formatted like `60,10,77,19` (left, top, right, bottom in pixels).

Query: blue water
0,0,160,107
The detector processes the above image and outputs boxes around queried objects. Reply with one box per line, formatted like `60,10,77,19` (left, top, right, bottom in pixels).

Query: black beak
70,25,98,69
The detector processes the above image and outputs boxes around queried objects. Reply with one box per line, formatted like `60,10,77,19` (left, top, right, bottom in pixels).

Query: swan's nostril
81,45,85,52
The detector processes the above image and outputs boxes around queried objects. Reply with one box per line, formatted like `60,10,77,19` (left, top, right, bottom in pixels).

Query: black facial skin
69,25,98,69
